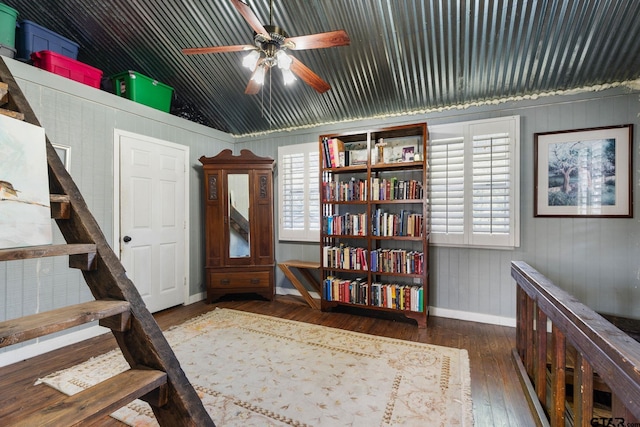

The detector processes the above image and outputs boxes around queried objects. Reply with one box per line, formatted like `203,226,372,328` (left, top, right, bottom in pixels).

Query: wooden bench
278,260,322,309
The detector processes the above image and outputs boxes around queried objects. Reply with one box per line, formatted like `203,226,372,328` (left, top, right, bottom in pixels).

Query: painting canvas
534,125,632,217
0,114,52,248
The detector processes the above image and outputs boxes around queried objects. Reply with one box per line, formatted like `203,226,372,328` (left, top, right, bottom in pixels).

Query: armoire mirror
227,173,250,258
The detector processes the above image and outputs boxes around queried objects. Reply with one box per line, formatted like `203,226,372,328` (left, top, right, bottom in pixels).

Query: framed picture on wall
534,124,633,217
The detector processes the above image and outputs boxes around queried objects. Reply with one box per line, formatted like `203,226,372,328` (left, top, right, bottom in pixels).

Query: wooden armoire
199,149,275,303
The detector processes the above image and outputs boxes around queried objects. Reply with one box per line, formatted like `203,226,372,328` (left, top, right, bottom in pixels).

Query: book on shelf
323,245,369,270
370,249,423,274
371,208,423,237
323,276,369,305
370,177,423,201
324,212,367,236
370,283,423,312
322,177,368,202
322,137,346,168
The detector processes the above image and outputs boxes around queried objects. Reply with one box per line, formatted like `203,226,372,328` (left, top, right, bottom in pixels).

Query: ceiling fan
182,0,350,95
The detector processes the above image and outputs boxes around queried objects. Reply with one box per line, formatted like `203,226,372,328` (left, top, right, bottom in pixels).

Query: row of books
370,249,424,274
322,178,367,202
371,177,423,201
321,137,346,168
323,245,368,270
324,211,424,237
323,277,368,305
321,177,424,202
371,209,423,237
324,213,367,236
371,283,423,312
322,276,424,312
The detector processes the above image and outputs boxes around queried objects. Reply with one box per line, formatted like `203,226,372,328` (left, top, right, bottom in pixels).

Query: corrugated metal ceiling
4,0,640,136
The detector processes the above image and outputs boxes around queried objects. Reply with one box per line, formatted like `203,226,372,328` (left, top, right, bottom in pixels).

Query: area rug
36,308,473,426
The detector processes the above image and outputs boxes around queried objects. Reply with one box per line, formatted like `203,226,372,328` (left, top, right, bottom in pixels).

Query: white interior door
117,131,188,313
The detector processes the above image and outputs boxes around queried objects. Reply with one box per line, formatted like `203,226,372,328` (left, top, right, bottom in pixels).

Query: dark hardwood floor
0,296,537,426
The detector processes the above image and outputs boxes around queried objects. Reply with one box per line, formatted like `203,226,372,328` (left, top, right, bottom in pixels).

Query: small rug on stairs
36,308,474,426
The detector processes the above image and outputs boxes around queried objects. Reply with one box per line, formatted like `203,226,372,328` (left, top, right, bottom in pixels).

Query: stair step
0,106,24,120
11,368,167,427
0,300,131,348
0,81,8,105
50,194,71,219
0,243,96,262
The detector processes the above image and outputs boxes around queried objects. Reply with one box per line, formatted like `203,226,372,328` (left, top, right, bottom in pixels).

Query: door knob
123,235,132,243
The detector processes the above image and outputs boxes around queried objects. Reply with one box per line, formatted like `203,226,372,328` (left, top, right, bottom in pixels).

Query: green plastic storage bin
0,3,18,48
111,71,173,112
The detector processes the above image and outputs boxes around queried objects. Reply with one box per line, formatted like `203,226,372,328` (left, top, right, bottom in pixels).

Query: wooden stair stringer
0,59,214,426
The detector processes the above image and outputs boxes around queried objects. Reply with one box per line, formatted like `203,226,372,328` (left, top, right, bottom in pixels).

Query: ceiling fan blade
287,30,350,50
182,44,254,55
245,78,261,95
289,56,330,93
231,0,271,40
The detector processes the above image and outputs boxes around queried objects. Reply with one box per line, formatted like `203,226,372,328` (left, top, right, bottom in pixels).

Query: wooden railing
511,261,640,427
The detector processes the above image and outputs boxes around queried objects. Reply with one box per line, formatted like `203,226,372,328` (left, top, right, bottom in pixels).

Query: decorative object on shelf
199,149,275,302
319,123,429,327
534,124,633,217
182,0,350,95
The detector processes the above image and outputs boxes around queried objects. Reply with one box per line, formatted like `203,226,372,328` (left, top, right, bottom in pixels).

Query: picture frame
534,124,633,218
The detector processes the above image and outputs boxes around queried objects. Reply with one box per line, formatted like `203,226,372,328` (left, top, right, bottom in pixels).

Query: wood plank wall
1,55,639,352
237,86,640,324
0,58,233,347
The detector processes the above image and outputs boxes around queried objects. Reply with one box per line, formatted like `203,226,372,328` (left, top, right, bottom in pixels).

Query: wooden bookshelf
319,123,429,327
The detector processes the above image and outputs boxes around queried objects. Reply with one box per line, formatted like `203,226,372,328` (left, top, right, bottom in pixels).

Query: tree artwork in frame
534,124,633,217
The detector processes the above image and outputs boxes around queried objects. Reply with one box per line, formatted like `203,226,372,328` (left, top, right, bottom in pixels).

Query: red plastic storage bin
31,50,102,88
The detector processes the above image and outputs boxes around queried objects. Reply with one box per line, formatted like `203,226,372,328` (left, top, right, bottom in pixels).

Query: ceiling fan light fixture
275,50,292,70
252,65,266,85
242,49,260,71
281,68,296,85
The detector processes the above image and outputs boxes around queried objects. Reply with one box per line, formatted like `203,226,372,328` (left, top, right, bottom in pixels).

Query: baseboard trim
188,291,206,305
0,325,110,368
277,287,516,327
429,306,516,327
276,286,321,299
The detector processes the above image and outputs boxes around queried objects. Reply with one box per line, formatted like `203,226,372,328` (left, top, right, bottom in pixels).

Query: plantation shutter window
429,116,520,249
429,135,465,245
278,142,320,242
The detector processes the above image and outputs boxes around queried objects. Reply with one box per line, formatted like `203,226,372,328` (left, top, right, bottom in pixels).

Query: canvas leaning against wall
0,114,52,249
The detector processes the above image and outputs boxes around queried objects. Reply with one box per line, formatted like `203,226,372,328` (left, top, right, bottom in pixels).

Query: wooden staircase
0,60,214,425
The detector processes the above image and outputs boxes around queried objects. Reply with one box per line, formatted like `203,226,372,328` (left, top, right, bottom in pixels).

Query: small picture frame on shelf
349,149,368,165
402,146,415,162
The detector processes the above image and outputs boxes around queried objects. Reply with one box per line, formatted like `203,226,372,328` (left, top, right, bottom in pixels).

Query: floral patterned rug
37,308,473,426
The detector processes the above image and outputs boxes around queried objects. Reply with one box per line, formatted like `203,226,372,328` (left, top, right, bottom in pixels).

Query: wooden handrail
511,261,640,425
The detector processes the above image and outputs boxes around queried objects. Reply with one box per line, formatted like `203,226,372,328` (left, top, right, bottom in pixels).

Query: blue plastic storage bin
16,20,79,61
